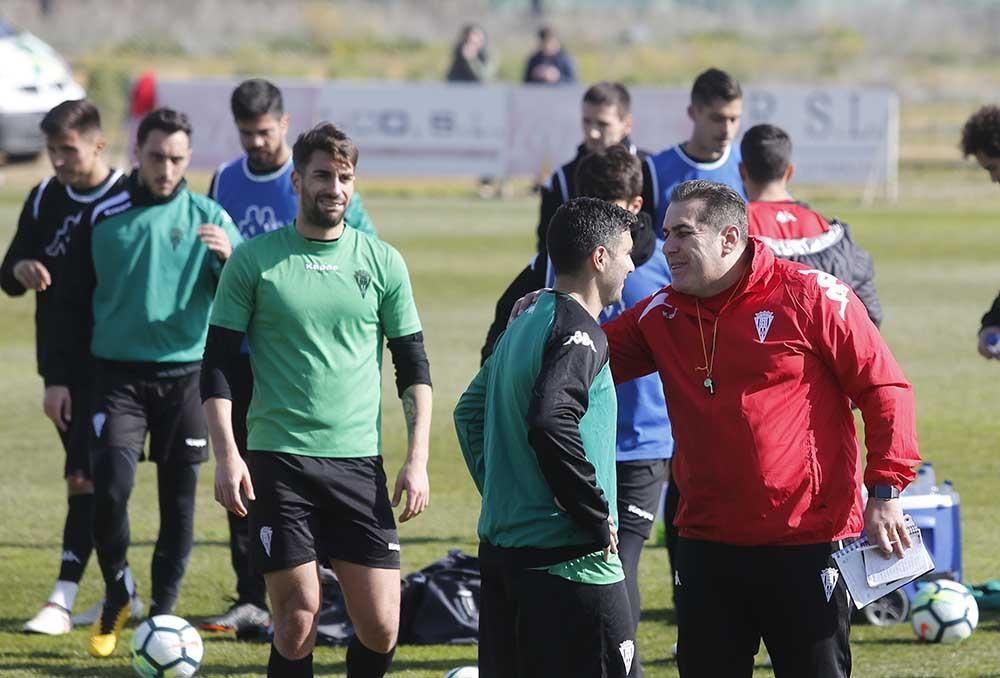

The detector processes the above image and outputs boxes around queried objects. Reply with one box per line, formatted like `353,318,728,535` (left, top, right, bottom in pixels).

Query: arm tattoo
402,389,418,438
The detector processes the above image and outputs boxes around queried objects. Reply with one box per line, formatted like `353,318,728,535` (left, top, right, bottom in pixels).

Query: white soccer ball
910,579,979,643
131,614,204,677
443,668,479,678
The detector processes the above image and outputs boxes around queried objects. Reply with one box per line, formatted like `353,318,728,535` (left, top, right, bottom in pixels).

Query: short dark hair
670,180,747,240
547,197,636,276
538,26,555,41
961,105,1000,158
575,144,643,203
740,124,792,183
136,107,192,147
292,122,359,173
231,79,284,121
691,68,742,108
582,81,631,118
40,99,101,137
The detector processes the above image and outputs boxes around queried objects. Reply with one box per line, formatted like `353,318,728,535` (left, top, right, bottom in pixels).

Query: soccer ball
910,579,979,643
131,615,203,677
443,668,479,678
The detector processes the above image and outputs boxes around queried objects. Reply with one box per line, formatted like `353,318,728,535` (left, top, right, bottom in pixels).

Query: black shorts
616,459,667,539
91,362,209,465
246,451,400,574
675,538,851,678
58,381,93,479
479,556,638,678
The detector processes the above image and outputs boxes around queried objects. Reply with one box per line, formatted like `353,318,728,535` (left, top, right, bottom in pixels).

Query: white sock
48,580,79,611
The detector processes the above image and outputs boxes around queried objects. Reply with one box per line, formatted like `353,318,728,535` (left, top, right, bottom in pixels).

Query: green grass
2,190,1000,677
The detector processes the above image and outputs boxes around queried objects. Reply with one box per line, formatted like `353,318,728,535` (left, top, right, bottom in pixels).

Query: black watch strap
870,484,900,500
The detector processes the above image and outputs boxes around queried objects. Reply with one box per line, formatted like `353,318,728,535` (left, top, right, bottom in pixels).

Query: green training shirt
454,291,622,584
81,176,243,363
210,224,422,457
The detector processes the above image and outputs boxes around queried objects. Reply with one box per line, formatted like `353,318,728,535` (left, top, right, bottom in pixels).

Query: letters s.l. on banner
153,78,897,191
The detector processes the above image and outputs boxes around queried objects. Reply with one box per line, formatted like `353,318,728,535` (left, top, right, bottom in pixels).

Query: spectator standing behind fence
523,26,576,85
447,24,495,83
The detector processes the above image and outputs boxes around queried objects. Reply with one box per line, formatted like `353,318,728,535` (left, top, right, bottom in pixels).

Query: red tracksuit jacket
604,239,919,545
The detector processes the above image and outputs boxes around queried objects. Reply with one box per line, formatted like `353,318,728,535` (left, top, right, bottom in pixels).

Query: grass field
2,175,1000,676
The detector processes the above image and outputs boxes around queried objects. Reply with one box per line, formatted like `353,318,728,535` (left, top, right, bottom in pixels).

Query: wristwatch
869,484,900,500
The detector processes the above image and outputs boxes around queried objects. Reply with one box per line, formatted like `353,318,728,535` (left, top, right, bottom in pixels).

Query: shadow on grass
641,606,677,625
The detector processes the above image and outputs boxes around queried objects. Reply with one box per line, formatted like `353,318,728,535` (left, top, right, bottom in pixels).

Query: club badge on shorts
821,567,839,602
260,526,273,557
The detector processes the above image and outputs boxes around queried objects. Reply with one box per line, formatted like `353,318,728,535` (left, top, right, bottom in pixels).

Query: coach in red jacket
604,180,920,678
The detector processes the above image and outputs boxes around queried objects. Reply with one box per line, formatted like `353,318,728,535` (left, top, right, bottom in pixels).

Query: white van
0,19,86,157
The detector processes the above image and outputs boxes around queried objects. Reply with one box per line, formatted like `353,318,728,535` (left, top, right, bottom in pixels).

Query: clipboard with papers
831,514,935,609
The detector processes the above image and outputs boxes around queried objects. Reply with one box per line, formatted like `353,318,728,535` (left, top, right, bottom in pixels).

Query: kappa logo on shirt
800,269,850,320
775,209,798,224
305,262,339,272
238,204,280,237
44,212,82,257
563,330,597,353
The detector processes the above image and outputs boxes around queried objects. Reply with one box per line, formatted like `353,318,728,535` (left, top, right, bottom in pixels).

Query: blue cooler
899,488,963,592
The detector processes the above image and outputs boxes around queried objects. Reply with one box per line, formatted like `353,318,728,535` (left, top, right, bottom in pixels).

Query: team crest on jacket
754,310,774,342
355,270,372,298
169,227,183,250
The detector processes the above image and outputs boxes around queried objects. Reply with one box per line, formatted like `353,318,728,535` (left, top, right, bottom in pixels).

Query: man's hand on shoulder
393,457,429,523
199,224,234,261
13,259,52,291
508,288,549,327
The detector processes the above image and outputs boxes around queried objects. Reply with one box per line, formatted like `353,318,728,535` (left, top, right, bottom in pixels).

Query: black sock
106,565,133,608
58,493,95,583
346,638,395,678
268,644,313,678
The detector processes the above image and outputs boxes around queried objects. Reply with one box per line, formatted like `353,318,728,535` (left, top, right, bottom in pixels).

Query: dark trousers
479,556,638,678
228,354,268,608
664,457,680,594
92,446,199,614
674,538,852,678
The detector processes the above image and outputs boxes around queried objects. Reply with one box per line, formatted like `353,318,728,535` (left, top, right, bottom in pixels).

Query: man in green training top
454,197,638,678
202,122,432,678
49,107,244,658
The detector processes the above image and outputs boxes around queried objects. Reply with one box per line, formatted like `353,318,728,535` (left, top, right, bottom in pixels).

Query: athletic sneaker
200,601,271,635
88,600,130,657
22,603,72,635
72,593,143,626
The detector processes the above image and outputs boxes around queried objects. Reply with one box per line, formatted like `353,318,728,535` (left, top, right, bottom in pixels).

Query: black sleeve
207,171,220,200
200,324,246,402
386,331,431,397
536,173,564,254
526,301,612,546
639,154,658,230
982,294,1000,330
43,205,96,387
850,244,883,328
0,186,41,297
480,260,547,366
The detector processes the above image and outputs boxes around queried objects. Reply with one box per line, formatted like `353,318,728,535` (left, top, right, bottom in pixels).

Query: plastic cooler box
861,489,962,625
